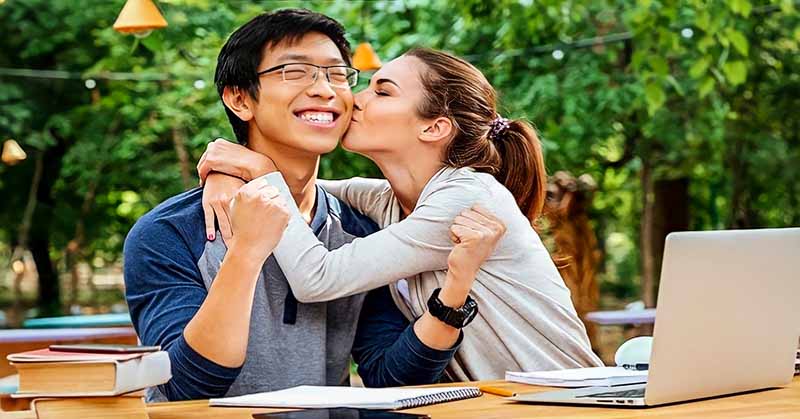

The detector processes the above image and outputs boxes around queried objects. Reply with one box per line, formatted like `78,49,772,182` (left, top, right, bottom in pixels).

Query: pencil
479,385,516,397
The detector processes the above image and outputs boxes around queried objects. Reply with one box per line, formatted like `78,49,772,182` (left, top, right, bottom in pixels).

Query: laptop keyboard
578,388,646,399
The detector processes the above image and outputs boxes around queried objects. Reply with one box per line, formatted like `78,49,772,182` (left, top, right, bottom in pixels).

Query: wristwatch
427,288,479,329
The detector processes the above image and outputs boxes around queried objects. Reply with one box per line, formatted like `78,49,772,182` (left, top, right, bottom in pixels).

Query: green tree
1,0,797,317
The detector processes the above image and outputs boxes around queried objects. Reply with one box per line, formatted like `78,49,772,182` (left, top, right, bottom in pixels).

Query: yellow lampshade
2,139,26,165
353,42,382,71
113,0,168,36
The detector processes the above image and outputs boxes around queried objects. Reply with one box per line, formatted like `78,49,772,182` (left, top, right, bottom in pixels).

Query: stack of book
8,345,171,419
795,350,799,376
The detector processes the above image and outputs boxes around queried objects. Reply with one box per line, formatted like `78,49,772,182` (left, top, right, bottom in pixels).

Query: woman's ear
222,86,254,122
418,116,454,144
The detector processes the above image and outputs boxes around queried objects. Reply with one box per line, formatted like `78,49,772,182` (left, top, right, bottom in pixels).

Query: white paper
505,367,648,388
210,385,478,410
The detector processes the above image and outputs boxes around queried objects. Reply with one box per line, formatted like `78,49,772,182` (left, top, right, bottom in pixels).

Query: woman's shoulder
422,167,505,200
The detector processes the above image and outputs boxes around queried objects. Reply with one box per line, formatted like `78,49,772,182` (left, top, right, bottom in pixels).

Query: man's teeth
299,112,334,123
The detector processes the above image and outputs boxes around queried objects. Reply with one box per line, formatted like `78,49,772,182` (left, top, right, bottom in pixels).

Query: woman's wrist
226,239,272,270
438,286,468,308
244,154,278,181
439,268,475,308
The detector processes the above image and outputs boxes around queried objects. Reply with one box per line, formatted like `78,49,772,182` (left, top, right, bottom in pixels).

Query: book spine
397,388,482,410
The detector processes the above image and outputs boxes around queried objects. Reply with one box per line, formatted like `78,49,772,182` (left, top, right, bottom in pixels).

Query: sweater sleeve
352,286,460,387
317,178,392,224
264,172,487,302
123,218,241,400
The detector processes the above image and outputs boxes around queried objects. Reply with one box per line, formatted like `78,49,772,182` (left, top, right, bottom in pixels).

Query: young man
123,9,460,402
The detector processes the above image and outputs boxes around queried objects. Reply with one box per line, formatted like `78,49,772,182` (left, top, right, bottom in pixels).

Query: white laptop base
512,383,648,406
513,228,800,408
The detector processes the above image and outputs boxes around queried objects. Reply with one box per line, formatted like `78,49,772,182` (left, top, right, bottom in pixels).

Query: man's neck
249,140,319,225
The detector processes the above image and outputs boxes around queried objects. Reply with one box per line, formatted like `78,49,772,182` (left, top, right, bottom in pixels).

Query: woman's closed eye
374,90,390,97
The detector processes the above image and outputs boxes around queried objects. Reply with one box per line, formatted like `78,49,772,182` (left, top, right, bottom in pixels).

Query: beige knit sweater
264,167,602,381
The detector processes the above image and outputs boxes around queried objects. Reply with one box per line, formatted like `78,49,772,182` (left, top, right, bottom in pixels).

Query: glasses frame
256,62,360,89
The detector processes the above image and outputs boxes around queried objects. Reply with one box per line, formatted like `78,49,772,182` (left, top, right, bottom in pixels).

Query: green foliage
0,0,797,309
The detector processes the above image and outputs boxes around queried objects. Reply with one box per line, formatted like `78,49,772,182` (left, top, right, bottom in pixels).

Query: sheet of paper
210,385,478,409
506,367,648,388
509,367,646,381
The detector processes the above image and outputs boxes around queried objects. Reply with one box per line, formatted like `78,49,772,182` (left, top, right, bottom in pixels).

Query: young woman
199,47,603,380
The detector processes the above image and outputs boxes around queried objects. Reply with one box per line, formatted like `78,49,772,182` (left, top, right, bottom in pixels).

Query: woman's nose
353,90,368,111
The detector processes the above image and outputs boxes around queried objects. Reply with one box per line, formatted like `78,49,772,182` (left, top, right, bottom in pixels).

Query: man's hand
197,138,277,184
202,173,245,242
445,205,506,297
228,177,290,264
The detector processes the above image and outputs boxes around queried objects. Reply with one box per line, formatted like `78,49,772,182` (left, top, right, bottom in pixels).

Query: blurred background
0,0,797,358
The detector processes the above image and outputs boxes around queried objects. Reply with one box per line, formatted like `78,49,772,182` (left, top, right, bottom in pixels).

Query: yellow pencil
479,385,516,397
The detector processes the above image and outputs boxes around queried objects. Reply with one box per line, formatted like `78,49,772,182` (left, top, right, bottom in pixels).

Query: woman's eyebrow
375,78,401,89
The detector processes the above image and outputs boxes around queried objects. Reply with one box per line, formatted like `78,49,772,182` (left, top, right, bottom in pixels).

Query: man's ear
222,86,255,122
418,116,454,144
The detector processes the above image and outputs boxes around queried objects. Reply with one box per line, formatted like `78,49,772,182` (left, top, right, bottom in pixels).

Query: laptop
512,228,800,407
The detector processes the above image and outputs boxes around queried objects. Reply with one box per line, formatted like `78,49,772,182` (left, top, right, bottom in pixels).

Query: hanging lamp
353,42,382,71
113,0,168,38
2,139,26,165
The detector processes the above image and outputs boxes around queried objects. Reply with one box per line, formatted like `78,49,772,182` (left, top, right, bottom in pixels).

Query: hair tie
488,116,510,141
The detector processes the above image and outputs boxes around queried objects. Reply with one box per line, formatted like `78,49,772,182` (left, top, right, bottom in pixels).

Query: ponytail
492,120,547,221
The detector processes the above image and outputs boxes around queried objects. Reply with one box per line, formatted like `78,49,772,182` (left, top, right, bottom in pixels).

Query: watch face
461,300,479,327
427,289,479,328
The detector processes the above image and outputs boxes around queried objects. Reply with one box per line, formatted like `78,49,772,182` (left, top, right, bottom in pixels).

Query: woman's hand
202,173,245,242
228,177,290,263
413,206,505,349
197,138,277,184
441,205,506,306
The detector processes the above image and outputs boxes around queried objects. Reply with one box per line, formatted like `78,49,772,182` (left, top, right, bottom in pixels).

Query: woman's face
341,55,430,157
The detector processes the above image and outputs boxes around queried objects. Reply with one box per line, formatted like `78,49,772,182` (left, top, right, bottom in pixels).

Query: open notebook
209,386,482,410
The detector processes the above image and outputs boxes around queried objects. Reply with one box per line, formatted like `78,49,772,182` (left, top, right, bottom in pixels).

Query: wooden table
6,377,799,418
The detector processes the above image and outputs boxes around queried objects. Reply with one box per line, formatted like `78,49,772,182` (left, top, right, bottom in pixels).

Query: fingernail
208,233,215,241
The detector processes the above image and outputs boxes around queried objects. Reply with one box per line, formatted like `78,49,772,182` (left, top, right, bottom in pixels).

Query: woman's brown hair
405,47,548,222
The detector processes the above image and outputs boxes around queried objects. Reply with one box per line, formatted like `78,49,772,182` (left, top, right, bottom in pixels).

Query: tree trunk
10,151,45,316
172,126,193,190
30,236,59,315
66,178,98,307
640,164,690,309
650,178,690,297
728,136,751,229
640,158,656,308
29,128,70,316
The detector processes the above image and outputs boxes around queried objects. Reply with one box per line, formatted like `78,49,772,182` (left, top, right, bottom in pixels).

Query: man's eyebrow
325,57,347,65
275,53,346,65
275,53,310,62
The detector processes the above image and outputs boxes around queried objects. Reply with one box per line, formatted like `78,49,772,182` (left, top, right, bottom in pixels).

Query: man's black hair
214,9,352,144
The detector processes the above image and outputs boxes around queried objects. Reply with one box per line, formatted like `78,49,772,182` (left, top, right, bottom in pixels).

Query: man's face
248,32,354,155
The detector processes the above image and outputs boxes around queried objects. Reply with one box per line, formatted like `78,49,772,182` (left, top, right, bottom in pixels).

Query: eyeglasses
257,63,359,89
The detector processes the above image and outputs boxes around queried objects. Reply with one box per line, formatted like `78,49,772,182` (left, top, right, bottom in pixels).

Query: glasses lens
346,68,358,87
282,64,313,82
326,67,358,88
327,67,350,85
